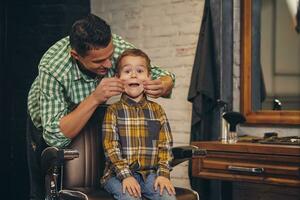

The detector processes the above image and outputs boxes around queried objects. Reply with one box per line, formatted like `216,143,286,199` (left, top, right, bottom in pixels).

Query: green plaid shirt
27,34,175,148
101,94,173,185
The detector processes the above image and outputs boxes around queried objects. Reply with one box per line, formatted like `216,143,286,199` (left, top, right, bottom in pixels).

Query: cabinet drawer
202,156,299,176
192,156,300,187
192,142,300,187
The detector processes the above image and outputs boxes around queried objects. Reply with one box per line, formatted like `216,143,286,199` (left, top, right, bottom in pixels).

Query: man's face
72,40,114,76
118,55,150,101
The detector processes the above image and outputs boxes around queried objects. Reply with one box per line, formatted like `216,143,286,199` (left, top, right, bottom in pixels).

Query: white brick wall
91,0,204,189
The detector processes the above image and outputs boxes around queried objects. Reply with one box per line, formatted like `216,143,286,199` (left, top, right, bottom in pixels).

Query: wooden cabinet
192,141,300,187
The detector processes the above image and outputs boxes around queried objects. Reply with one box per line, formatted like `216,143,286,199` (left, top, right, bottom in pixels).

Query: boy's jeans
103,172,176,200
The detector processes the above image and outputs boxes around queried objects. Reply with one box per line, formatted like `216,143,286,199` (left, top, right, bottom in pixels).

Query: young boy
101,49,176,200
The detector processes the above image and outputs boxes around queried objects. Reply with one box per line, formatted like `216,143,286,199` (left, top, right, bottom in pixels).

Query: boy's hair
116,48,151,74
70,14,112,57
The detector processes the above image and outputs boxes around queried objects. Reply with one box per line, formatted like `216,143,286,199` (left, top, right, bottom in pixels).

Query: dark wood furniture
192,141,300,187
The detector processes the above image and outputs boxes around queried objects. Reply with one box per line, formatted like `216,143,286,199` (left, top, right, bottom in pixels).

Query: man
27,14,175,148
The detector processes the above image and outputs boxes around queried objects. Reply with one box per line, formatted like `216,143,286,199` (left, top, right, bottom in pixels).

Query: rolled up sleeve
39,70,71,148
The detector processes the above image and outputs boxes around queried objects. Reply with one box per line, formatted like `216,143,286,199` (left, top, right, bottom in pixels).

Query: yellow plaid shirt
101,94,173,185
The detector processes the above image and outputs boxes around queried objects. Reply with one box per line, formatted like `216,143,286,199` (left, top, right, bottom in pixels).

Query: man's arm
160,75,174,97
59,77,123,139
39,71,73,147
39,71,123,148
58,93,100,139
144,75,174,98
146,62,176,98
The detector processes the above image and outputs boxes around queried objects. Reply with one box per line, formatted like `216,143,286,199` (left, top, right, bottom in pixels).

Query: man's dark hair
70,14,112,56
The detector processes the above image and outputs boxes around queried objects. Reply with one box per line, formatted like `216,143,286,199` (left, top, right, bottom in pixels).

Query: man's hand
122,176,141,198
59,77,123,139
92,77,124,104
154,176,176,196
143,76,174,98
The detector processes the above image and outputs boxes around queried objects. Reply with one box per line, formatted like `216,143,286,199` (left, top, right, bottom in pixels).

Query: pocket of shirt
147,120,161,141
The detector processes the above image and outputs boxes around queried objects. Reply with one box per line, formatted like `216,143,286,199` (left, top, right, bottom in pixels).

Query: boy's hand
122,176,141,198
143,76,173,98
154,176,176,196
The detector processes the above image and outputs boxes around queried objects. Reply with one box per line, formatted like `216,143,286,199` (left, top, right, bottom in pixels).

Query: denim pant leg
103,176,142,200
141,173,176,200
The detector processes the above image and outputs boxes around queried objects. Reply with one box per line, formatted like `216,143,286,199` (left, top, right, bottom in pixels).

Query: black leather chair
29,105,206,200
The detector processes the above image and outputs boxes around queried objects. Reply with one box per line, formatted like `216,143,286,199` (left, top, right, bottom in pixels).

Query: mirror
259,0,300,111
241,0,300,125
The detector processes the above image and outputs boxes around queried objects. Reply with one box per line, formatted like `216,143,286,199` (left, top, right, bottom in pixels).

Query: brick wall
91,0,205,188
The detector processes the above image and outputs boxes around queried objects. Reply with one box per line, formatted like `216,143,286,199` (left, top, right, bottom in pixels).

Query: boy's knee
155,190,176,200
111,189,141,200
119,192,142,200
145,189,175,200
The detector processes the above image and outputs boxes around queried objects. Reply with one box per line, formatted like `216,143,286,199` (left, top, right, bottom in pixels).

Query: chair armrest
41,147,79,174
171,145,206,167
41,147,80,200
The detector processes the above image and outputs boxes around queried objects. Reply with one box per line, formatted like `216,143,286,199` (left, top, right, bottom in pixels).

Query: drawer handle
228,166,264,173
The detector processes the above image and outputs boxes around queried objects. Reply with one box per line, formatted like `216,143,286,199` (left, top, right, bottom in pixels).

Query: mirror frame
240,0,300,125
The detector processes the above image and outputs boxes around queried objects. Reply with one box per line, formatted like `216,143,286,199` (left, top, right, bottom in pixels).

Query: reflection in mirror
253,0,300,111
241,0,300,125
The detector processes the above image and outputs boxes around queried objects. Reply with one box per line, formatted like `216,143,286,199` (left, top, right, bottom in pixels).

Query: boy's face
118,55,150,101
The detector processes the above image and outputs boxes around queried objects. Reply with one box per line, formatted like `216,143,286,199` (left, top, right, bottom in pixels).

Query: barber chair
28,105,206,200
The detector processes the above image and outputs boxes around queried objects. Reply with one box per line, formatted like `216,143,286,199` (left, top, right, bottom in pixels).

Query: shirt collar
121,93,148,108
73,58,100,82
